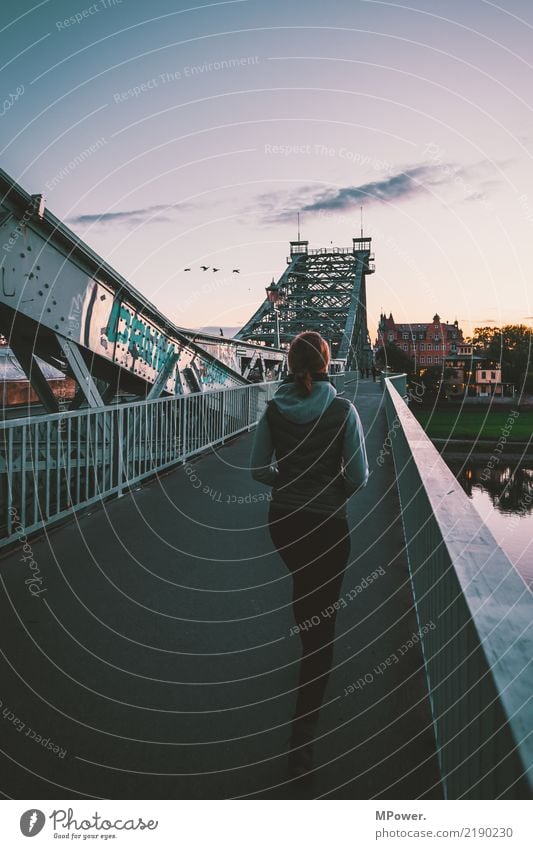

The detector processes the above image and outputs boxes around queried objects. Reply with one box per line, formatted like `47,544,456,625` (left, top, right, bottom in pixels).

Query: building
0,347,76,411
375,312,463,368
375,315,514,398
443,343,513,399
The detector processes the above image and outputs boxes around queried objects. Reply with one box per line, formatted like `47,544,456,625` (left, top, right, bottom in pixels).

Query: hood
271,374,337,424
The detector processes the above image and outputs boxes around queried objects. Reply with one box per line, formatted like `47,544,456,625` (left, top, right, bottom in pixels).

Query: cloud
257,161,501,223
257,166,439,223
462,179,500,203
67,202,191,226
304,167,432,211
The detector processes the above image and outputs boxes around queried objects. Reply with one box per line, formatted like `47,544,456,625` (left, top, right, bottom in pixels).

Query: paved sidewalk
0,379,441,799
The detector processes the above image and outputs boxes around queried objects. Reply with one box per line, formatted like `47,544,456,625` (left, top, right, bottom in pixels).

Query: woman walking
250,332,369,779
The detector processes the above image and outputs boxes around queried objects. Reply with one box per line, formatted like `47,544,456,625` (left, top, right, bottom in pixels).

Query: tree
471,324,533,391
418,364,454,403
374,343,414,375
468,326,495,349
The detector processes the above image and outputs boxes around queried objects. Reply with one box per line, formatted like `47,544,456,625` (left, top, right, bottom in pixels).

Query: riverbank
436,443,533,462
413,406,533,443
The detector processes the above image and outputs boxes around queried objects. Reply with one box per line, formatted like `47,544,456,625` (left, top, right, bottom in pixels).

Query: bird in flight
182,264,242,273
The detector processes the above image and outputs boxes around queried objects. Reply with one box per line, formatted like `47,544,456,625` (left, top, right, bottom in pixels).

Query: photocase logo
20,809,46,837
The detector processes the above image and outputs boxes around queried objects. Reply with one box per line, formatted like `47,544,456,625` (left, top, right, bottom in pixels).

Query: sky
1,0,533,340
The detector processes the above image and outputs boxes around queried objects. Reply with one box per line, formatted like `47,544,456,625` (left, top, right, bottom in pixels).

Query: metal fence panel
0,380,281,546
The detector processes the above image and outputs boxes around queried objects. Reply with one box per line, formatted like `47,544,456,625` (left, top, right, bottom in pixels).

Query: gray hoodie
250,376,369,509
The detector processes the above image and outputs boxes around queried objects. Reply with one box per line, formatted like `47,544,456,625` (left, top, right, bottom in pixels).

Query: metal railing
307,246,352,255
330,370,354,393
0,381,281,547
0,370,361,547
383,374,533,799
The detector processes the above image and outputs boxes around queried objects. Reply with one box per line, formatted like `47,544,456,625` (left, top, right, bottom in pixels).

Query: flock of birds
183,265,240,273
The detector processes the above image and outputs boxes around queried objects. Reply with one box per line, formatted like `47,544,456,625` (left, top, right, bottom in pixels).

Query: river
442,452,533,590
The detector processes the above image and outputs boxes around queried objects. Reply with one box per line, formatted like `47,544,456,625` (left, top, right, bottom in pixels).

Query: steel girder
235,240,374,370
0,167,286,407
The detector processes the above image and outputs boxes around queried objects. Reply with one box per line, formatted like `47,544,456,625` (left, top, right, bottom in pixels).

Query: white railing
330,370,359,393
0,381,281,547
0,371,361,547
383,374,533,799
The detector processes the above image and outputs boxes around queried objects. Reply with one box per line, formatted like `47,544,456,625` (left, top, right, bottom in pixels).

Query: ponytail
288,332,330,396
293,368,313,396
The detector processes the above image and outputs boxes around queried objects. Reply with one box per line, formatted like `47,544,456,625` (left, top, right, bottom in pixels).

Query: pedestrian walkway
0,379,442,799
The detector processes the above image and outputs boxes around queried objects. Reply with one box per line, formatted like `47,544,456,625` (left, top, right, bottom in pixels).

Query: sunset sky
2,0,533,340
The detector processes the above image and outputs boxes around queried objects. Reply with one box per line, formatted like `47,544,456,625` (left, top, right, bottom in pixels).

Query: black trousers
268,505,351,725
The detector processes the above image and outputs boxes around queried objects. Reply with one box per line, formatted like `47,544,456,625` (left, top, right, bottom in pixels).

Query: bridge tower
235,236,375,371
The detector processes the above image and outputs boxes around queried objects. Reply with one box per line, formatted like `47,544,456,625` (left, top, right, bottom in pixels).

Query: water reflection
445,458,533,516
443,453,533,588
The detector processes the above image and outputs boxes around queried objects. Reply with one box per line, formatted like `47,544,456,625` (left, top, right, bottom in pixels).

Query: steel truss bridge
0,167,376,412
0,166,377,560
0,168,285,413
235,238,375,371
1,167,532,801
1,374,532,800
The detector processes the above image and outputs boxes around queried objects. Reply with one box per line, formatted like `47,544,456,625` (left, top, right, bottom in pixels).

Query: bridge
0,373,532,799
235,237,374,372
0,167,286,410
1,169,532,800
0,166,375,404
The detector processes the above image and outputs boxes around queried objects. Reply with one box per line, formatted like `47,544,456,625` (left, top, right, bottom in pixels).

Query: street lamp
266,278,281,348
272,305,280,348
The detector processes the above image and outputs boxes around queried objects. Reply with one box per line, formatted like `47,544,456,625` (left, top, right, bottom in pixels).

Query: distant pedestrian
250,331,369,780
371,365,377,382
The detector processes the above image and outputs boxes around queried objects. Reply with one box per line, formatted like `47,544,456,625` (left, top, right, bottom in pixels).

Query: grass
412,406,533,442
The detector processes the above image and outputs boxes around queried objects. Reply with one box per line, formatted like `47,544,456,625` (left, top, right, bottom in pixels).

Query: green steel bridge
235,238,374,372
0,168,532,800
0,375,532,799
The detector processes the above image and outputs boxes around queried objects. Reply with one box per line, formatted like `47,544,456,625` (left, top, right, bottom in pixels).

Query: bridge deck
0,380,442,799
